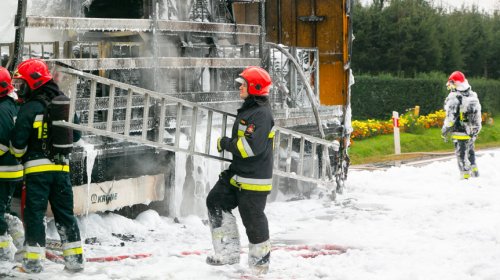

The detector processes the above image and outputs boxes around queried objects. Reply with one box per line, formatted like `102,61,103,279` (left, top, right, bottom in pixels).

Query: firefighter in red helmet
10,59,84,273
206,66,274,274
0,67,25,261
442,71,482,179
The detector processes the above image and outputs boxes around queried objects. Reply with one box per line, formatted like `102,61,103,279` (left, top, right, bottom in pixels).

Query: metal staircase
56,67,337,187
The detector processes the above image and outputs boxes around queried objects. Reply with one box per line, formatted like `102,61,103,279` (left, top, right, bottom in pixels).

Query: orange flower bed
351,109,447,140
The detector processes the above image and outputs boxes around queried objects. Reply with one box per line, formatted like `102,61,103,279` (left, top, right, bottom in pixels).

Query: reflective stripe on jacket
10,81,72,174
24,159,69,175
223,97,274,192
0,96,23,181
442,90,482,138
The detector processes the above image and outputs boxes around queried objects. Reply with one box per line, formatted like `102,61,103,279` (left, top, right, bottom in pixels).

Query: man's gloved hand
217,137,230,153
441,126,451,143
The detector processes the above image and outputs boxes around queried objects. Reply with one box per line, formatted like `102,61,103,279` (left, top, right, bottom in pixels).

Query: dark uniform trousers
207,174,269,245
0,181,22,235
24,172,80,247
454,139,476,173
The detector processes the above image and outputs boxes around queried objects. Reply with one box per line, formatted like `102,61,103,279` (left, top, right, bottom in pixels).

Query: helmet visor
235,77,246,85
12,78,30,98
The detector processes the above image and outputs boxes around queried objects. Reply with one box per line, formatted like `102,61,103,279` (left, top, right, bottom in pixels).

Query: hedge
351,76,500,120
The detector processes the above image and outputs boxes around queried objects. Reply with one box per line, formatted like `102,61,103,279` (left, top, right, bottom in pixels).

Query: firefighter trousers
0,181,21,235
24,172,81,247
454,139,476,173
206,175,270,244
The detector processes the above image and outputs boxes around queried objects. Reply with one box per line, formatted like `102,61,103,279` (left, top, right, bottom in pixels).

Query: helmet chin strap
17,82,32,100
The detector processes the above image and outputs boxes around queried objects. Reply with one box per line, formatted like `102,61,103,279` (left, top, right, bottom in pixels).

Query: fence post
414,105,420,116
392,111,401,155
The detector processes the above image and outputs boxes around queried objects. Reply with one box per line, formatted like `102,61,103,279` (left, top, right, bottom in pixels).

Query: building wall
233,0,349,106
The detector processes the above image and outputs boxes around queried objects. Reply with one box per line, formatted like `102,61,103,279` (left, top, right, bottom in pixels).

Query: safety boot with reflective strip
248,239,271,275
461,170,471,180
63,241,85,272
206,212,240,266
0,233,14,261
5,213,24,249
471,165,479,177
22,245,45,273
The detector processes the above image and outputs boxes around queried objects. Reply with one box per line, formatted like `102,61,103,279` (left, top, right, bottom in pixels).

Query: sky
360,0,500,12
435,0,499,11
1,149,498,279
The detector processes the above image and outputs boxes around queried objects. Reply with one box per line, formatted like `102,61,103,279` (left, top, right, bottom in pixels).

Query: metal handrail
56,67,335,186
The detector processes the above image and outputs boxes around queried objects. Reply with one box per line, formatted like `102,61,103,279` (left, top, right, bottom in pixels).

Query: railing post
106,84,116,132
273,130,281,169
189,106,198,152
298,136,305,176
286,134,293,173
311,142,317,178
124,88,133,136
157,98,166,143
88,80,97,128
392,111,401,155
141,93,150,140
205,110,213,154
175,102,182,148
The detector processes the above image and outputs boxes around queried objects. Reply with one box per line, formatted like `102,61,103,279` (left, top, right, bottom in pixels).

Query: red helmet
13,59,52,90
236,66,272,96
447,71,470,91
0,67,14,96
448,71,465,83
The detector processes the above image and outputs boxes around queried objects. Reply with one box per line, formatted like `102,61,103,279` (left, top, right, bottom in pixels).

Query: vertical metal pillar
8,0,28,72
151,0,160,92
258,0,266,63
277,0,282,44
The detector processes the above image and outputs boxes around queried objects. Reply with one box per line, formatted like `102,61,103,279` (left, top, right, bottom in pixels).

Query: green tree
351,1,499,79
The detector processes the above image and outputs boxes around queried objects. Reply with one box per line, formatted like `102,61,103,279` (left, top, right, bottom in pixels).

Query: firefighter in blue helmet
442,71,482,179
0,67,25,261
206,66,274,275
10,59,84,273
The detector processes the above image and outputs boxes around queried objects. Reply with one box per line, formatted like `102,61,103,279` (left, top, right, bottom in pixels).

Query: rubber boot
0,233,14,261
248,239,271,275
5,213,24,250
22,245,44,273
206,211,240,266
62,241,85,272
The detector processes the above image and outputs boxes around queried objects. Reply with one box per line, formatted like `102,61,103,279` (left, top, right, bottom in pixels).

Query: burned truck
4,0,353,217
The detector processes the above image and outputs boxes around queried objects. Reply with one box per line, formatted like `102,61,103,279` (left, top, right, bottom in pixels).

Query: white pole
393,111,401,155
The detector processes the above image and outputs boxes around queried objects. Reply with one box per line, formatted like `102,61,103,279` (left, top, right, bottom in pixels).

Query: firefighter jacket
0,96,23,181
442,89,482,141
222,96,275,192
10,81,76,175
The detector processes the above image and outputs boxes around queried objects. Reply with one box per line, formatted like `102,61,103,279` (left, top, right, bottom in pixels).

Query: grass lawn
349,116,500,165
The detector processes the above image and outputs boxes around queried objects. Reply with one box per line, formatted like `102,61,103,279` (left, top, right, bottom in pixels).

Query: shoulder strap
31,95,51,108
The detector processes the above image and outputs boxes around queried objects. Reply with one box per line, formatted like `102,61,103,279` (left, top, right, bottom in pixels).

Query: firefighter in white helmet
442,71,482,179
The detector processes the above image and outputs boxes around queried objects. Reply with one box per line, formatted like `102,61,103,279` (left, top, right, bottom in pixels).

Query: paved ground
350,147,499,171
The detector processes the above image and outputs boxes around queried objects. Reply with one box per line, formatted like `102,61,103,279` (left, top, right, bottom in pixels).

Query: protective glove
217,137,230,153
441,126,451,143
218,169,233,181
